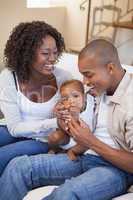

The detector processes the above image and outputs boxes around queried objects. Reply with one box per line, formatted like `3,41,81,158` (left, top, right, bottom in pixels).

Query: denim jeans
0,153,132,200
0,126,49,175
0,125,23,146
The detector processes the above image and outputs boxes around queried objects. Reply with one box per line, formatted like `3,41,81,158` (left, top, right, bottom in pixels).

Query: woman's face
31,35,59,75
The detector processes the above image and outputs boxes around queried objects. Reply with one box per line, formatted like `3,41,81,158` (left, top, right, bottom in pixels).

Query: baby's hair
60,79,84,94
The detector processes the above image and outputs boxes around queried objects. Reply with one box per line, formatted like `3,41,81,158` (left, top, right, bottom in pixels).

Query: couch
24,53,133,200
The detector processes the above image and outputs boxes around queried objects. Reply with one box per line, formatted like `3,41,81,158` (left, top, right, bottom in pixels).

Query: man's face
78,55,112,97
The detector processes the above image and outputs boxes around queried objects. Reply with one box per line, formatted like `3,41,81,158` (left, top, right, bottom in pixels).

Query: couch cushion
128,185,133,192
24,186,133,200
112,193,133,200
23,186,57,200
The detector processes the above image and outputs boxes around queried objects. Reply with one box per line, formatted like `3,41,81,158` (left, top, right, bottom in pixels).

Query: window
27,0,66,8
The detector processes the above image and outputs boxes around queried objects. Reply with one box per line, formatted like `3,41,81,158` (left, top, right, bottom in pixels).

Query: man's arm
68,118,133,173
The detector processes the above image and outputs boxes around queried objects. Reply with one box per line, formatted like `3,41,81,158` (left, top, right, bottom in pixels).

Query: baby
48,79,90,160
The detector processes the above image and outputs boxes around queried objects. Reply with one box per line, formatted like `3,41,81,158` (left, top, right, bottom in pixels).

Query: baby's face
60,85,84,112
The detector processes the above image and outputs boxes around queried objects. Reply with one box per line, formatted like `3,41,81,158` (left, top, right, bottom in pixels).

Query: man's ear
106,62,115,74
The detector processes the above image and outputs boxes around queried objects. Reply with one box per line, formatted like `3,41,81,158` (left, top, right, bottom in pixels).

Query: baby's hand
53,101,64,116
53,101,71,121
62,99,71,110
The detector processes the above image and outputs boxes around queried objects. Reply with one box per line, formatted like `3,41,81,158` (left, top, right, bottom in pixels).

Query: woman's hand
54,100,71,132
68,117,94,148
53,101,71,121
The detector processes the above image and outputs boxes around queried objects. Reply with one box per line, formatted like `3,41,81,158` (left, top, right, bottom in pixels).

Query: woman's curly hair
4,21,65,82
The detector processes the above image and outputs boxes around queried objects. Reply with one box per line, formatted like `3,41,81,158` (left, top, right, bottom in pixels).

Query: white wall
64,0,89,51
0,0,132,68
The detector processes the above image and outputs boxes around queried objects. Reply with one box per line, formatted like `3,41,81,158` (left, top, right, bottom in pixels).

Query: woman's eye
42,52,58,57
42,52,49,55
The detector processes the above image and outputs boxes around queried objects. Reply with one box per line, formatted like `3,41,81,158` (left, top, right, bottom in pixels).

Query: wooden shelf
113,21,133,29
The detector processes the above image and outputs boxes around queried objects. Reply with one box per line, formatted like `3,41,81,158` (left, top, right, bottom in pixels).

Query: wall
0,0,66,68
27,0,67,7
64,0,133,65
88,0,133,65
0,0,132,67
64,0,89,51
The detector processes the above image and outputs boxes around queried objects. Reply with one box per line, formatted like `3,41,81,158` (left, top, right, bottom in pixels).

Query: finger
79,118,88,128
56,112,71,120
68,122,77,137
54,103,65,111
57,110,70,115
58,116,71,121
57,114,71,119
70,117,80,129
58,119,69,131
70,106,80,112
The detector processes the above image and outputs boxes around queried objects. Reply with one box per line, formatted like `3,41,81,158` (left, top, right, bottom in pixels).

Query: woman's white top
0,67,72,139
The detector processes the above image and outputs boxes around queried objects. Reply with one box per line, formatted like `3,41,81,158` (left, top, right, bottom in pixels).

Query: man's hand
68,117,94,148
57,118,69,132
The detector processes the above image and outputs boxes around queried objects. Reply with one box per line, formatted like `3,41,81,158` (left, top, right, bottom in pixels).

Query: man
0,39,133,200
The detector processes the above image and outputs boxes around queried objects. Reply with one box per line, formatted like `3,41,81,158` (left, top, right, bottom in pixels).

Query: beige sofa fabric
23,186,57,200
112,193,133,200
24,186,133,200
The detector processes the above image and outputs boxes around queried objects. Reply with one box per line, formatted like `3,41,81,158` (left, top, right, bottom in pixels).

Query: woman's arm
0,94,58,138
0,71,58,138
0,68,73,138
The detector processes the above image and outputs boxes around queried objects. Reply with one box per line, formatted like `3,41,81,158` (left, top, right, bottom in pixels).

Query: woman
0,21,72,175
